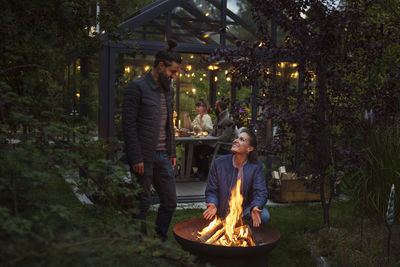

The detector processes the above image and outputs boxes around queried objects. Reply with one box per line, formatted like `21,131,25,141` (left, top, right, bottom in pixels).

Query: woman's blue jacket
205,154,268,219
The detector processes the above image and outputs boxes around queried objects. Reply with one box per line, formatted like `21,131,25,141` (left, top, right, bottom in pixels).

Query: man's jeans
133,151,177,239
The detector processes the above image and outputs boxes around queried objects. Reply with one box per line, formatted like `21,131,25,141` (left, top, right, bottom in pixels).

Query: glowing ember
198,178,256,247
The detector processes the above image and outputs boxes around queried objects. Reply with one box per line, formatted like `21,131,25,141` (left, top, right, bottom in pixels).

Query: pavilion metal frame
98,0,279,147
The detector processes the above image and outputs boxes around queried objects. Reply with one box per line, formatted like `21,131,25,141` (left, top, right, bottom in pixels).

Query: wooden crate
268,179,330,203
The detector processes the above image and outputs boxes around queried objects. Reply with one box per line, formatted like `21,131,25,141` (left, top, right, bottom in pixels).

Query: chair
210,141,232,164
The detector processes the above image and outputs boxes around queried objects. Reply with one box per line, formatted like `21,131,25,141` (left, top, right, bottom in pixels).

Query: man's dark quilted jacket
122,71,176,166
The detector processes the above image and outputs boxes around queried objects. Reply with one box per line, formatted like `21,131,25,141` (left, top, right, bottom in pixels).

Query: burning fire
198,178,256,247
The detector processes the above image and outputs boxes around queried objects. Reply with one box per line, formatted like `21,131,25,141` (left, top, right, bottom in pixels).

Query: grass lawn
40,178,400,266
148,199,400,266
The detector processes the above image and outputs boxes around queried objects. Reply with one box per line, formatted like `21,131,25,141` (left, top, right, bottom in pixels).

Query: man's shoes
155,233,168,242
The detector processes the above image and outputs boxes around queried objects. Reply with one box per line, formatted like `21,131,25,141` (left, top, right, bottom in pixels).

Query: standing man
122,40,181,241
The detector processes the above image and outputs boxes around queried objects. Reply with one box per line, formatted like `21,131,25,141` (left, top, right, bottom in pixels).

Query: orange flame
198,178,255,247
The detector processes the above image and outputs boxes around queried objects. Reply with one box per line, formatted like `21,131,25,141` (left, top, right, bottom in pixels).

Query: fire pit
173,217,280,258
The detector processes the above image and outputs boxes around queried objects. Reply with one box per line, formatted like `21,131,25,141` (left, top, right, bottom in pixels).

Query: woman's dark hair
195,99,210,113
240,128,258,163
154,39,182,67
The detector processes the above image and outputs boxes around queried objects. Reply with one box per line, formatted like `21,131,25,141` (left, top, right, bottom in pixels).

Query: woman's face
231,132,254,155
196,105,206,114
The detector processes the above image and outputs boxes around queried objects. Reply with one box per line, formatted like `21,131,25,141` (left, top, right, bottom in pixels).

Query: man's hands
251,206,262,227
133,158,176,176
132,162,144,176
171,157,176,168
203,203,217,220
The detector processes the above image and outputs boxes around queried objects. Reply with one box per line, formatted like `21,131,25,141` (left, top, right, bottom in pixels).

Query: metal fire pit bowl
173,218,280,258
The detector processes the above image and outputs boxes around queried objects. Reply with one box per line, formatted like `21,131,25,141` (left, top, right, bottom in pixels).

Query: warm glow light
208,65,219,70
198,178,255,247
180,73,183,77
226,77,231,82
291,63,298,68
190,55,194,59
217,91,221,95
290,71,299,78
200,78,203,81
124,66,131,73
258,42,264,47
205,12,210,16
76,93,80,98
225,70,228,75
203,73,207,77
192,88,196,94
203,33,211,38
279,62,285,68
214,76,218,82
277,72,282,76
144,65,150,71
77,65,81,70
185,91,189,95
191,73,195,77
186,65,192,71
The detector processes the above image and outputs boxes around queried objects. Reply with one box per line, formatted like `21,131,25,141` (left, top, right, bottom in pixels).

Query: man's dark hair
154,39,182,67
240,128,258,163
215,99,228,111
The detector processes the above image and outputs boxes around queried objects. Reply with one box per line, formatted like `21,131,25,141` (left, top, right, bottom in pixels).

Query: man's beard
159,72,170,91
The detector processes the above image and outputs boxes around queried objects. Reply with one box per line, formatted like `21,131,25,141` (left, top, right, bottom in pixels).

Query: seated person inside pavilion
182,98,213,133
193,99,235,180
203,128,270,227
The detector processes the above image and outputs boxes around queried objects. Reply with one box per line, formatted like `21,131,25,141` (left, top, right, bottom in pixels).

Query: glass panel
226,0,258,43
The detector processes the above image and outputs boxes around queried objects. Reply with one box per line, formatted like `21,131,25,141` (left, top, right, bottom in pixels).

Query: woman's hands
182,110,189,119
203,203,217,220
251,206,262,227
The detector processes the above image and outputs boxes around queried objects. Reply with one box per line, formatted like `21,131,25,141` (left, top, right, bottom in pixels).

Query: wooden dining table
175,135,219,181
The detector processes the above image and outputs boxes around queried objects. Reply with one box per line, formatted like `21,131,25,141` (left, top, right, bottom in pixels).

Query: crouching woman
203,128,270,227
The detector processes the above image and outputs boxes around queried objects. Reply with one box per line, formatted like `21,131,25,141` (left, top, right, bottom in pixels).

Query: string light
76,93,80,98
226,77,231,82
290,72,299,78
208,65,219,70
124,66,131,73
192,88,196,94
200,78,203,81
190,55,194,59
214,76,218,82
205,12,210,16
144,65,150,71
186,65,192,71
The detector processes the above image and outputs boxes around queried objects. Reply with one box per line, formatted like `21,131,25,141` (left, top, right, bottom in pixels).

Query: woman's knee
260,208,270,224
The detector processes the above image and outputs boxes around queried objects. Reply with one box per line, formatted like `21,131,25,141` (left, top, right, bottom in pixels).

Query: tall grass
344,121,400,221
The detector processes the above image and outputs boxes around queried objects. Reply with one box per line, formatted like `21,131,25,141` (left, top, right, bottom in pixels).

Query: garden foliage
0,1,194,265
